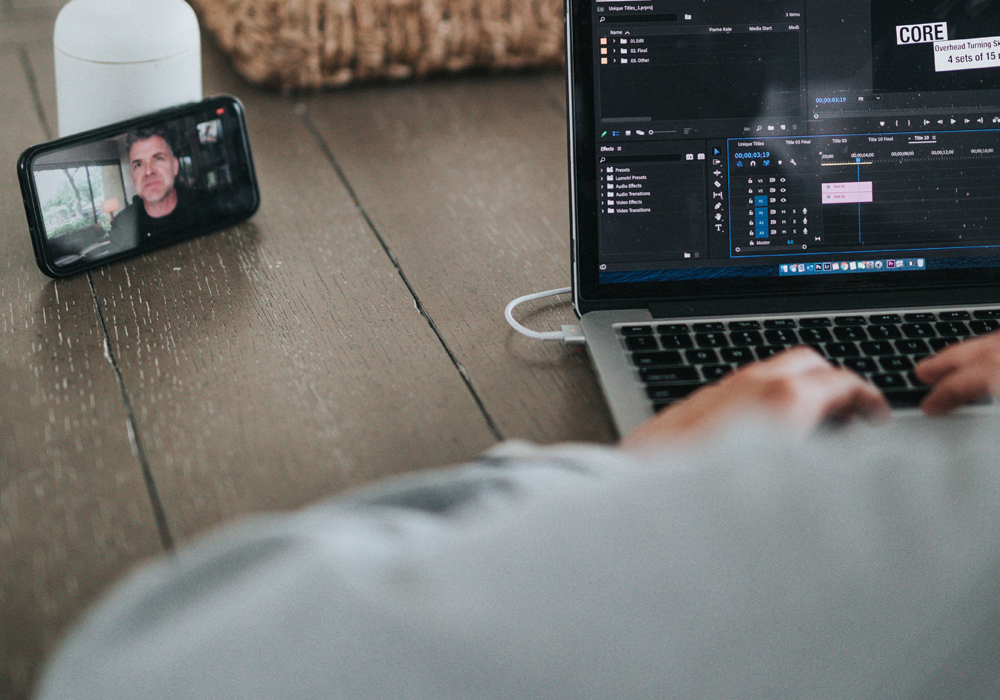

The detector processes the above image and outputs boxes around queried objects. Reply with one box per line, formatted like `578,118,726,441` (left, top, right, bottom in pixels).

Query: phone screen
19,95,259,277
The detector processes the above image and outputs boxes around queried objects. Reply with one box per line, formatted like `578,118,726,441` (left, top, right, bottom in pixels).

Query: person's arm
916,331,1000,415
621,346,890,449
33,360,1000,700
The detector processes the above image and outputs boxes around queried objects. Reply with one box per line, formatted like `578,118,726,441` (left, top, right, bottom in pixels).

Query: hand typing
916,331,1000,415
621,346,890,449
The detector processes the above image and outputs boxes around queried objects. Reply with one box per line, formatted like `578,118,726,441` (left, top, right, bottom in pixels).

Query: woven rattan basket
188,0,565,89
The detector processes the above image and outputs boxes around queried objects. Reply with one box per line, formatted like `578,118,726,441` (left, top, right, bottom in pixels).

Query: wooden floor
0,2,616,697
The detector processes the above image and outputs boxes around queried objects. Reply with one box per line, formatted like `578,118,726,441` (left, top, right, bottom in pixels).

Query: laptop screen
569,0,1000,308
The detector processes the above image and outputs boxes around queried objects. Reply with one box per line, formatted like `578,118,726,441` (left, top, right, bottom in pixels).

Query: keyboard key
825,342,860,358
631,351,684,368
882,388,931,408
647,384,702,402
620,325,655,336
869,314,902,324
872,372,907,389
935,321,971,337
799,317,833,328
658,323,691,334
693,322,726,332
879,355,914,372
843,357,879,374
834,326,868,342
973,310,1000,320
904,313,937,322
929,337,959,352
659,334,695,349
896,338,930,355
765,328,798,344
701,365,733,380
729,320,761,331
867,324,902,340
902,323,936,339
721,347,756,364
939,311,971,321
970,320,1000,335
695,332,730,348
729,331,764,347
755,346,786,359
625,335,659,352
798,327,832,343
640,367,700,384
764,319,797,329
835,315,868,326
685,349,719,364
859,340,896,356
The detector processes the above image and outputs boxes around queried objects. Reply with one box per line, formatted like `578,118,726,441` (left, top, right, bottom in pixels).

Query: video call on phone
22,97,258,277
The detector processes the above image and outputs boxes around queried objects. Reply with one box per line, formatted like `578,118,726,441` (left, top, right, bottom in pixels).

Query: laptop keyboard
619,309,1000,411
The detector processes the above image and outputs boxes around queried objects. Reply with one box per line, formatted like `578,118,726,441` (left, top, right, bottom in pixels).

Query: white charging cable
504,287,587,346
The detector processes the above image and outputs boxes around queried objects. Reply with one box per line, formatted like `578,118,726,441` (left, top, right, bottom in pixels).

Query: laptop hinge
647,286,1000,320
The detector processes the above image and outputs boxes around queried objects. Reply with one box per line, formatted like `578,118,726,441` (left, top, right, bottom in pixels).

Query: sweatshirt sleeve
34,419,1000,700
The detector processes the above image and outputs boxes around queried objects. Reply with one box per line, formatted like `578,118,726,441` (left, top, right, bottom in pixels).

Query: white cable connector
504,287,587,347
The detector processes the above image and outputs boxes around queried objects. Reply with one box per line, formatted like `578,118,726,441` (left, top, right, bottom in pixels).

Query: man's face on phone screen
129,136,179,207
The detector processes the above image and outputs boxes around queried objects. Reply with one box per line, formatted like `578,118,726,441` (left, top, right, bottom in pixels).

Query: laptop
566,0,1000,434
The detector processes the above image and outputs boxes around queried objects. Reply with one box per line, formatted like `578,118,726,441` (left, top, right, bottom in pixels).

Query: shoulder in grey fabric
36,419,1000,699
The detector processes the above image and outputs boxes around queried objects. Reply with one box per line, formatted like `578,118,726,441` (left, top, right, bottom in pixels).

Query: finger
916,332,1000,384
744,347,888,422
741,344,829,378
916,344,974,384
764,364,890,428
920,366,1000,416
710,348,891,427
676,347,830,424
820,369,892,423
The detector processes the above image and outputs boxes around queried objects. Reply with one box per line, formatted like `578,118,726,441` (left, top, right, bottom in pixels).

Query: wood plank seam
18,46,52,139
295,103,505,443
86,274,177,551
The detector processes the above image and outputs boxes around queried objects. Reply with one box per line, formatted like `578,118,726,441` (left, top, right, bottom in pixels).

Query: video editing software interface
592,0,1000,283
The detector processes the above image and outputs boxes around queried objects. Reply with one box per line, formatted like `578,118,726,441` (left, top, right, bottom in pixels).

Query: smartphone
17,95,260,278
